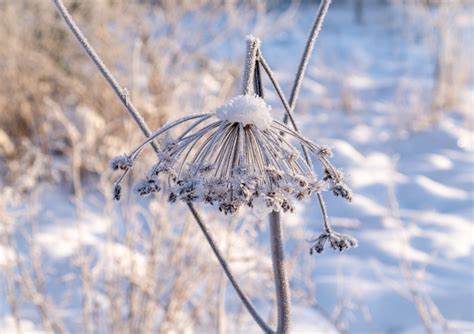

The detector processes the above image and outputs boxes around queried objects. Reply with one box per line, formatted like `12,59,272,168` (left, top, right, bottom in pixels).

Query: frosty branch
52,0,356,332
52,0,271,331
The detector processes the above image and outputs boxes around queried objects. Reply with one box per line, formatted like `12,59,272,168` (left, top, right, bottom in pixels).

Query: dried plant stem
51,0,159,154
317,192,333,234
260,4,333,329
269,211,291,334
267,0,334,241
284,0,332,123
243,36,261,95
187,204,272,333
253,54,291,333
259,55,312,167
287,0,334,239
52,0,271,332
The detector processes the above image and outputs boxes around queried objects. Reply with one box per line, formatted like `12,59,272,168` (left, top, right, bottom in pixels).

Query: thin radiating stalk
52,1,271,332
260,4,333,330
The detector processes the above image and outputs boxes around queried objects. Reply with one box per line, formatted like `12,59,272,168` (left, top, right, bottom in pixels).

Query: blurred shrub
0,0,246,189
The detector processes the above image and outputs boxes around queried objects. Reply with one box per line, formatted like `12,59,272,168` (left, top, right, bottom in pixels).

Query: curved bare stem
260,0,335,248
243,35,261,95
252,53,291,333
52,0,159,153
259,55,312,168
187,204,273,333
284,0,332,124
52,0,271,332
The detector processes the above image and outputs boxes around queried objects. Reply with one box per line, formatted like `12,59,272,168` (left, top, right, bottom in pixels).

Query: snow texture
215,94,273,130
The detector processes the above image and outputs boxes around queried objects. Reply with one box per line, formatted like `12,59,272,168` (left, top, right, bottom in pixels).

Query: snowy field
1,1,473,333
265,4,474,333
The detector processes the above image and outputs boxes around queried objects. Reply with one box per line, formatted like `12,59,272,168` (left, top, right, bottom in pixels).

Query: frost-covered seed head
309,234,328,254
323,169,352,202
110,94,352,216
134,178,161,196
332,184,353,201
109,155,132,171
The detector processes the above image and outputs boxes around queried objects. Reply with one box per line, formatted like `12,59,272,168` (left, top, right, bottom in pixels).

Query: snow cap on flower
215,94,272,130
109,103,352,215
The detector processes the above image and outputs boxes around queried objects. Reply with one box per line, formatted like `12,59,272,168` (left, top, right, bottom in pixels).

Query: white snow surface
215,94,273,129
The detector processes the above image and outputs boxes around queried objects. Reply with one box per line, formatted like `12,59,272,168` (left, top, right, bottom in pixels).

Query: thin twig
52,0,271,331
270,0,334,243
259,5,335,329
284,0,332,124
316,192,333,234
187,204,273,333
259,55,312,168
253,53,291,333
243,36,261,95
52,0,159,154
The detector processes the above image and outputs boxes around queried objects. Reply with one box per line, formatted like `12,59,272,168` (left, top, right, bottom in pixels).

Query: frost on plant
109,155,133,171
215,94,272,130
109,32,356,255
309,231,358,254
109,95,351,216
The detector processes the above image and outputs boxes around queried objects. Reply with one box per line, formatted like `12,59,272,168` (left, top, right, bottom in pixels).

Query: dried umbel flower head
309,231,358,254
110,93,351,215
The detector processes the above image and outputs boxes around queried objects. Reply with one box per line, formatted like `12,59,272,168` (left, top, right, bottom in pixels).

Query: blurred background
0,0,472,333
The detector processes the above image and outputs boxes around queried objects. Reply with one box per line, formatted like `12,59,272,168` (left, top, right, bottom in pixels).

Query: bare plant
51,0,357,332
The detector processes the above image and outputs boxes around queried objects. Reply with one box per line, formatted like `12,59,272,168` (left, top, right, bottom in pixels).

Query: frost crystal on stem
110,94,350,216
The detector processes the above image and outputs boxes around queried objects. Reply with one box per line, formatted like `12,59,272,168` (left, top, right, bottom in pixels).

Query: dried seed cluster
110,95,352,218
309,232,358,254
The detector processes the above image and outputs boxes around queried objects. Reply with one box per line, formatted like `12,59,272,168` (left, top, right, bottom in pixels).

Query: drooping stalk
259,3,333,329
258,55,313,168
284,0,335,242
265,0,335,245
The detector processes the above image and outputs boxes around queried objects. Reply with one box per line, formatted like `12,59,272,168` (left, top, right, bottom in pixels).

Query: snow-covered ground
1,2,473,333
272,3,474,332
